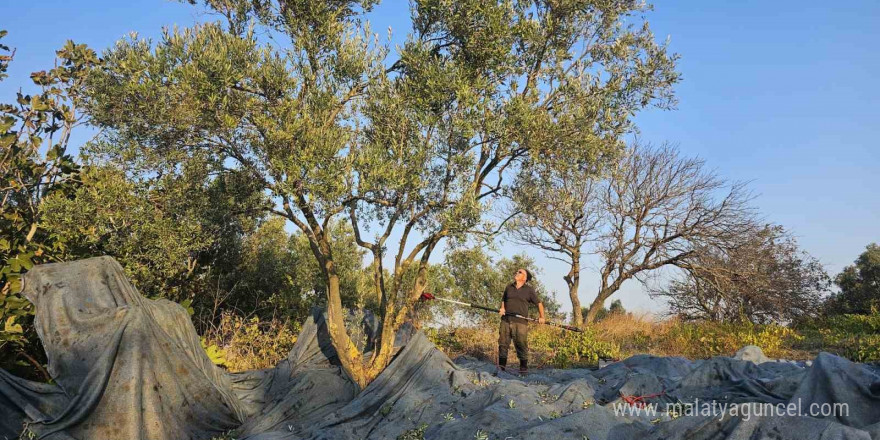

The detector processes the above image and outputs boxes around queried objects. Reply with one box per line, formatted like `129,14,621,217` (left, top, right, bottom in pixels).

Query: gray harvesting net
2,256,879,440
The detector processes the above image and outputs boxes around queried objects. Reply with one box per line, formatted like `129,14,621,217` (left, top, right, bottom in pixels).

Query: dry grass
593,312,676,356
425,325,553,367
594,311,669,338
203,310,868,376
427,323,617,368
202,312,300,372
428,312,822,366
591,312,818,360
426,326,499,361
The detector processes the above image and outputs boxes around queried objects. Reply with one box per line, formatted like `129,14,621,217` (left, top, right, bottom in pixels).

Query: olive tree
84,0,679,387
826,243,880,315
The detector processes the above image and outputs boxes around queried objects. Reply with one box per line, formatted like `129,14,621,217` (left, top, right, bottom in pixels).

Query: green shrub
795,311,880,362
425,327,496,361
202,312,299,372
397,423,428,440
827,312,880,333
662,321,800,359
532,327,621,368
425,328,464,354
840,334,880,362
425,311,880,367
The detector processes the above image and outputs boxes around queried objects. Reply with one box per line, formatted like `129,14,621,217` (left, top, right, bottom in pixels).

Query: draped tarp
3,256,242,440
240,336,880,440
2,256,879,440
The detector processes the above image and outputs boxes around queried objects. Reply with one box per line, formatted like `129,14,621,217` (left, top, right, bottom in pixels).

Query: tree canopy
654,224,830,323
509,142,755,324
0,31,98,358
827,243,880,315
80,0,680,387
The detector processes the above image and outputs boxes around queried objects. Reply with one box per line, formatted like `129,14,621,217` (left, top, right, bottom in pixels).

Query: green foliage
609,300,626,315
38,160,269,324
432,247,562,325
200,337,227,366
81,0,679,385
396,423,428,440
284,220,369,311
582,299,626,323
827,243,880,315
0,31,98,365
795,310,880,362
824,311,880,334
0,30,10,81
223,216,367,323
848,335,880,363
39,152,368,327
662,321,801,359
531,327,620,368
430,310,880,366
202,312,300,371
41,165,216,299
424,327,464,353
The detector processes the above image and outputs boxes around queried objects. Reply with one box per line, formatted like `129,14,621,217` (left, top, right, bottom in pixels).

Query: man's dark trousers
498,317,529,370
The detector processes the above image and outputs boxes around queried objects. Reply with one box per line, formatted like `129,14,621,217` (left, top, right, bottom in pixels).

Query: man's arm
529,288,545,324
499,288,506,316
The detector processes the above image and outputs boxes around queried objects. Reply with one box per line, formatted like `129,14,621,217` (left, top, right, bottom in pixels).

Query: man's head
514,268,533,284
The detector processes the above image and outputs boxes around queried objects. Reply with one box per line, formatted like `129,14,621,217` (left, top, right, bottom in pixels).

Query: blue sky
2,0,878,315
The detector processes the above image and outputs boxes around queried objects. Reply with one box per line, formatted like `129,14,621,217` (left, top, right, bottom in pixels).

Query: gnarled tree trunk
564,254,582,326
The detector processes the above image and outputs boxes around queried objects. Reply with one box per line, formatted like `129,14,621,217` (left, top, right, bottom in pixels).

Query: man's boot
495,357,508,376
519,360,528,376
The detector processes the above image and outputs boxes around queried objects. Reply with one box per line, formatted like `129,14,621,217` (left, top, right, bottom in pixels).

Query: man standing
498,268,545,375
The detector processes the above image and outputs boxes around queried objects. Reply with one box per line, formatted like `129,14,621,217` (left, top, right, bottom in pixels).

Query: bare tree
653,224,830,323
508,165,603,325
508,142,753,325
584,143,754,323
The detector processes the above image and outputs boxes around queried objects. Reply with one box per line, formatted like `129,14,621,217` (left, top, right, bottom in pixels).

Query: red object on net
420,292,435,300
620,391,666,408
